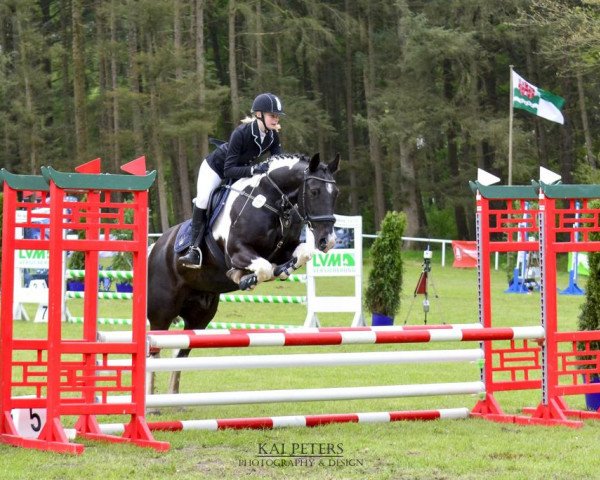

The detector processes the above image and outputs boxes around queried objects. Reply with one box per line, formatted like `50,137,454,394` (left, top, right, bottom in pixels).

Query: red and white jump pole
98,325,543,349
97,322,485,343
93,408,470,435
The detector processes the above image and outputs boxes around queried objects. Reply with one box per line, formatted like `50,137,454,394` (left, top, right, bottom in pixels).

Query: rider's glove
251,163,269,175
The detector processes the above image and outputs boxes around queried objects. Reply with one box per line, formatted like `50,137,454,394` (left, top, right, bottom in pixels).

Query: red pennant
413,272,428,296
121,156,147,176
75,158,101,174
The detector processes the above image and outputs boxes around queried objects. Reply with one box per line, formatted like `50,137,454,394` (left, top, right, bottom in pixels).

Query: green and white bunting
512,70,565,124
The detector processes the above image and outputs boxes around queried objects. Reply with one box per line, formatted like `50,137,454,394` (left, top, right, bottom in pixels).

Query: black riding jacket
206,120,282,179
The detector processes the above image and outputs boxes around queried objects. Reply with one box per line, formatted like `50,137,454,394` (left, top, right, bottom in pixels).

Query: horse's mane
267,154,312,173
270,153,310,163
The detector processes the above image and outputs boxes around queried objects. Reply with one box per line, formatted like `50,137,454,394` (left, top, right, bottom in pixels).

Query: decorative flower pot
116,283,133,293
66,280,84,292
583,375,600,411
371,312,394,326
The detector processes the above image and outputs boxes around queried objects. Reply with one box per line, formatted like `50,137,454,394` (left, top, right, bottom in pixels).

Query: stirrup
178,246,203,269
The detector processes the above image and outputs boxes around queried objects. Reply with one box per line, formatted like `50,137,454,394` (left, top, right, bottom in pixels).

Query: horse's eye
310,189,319,198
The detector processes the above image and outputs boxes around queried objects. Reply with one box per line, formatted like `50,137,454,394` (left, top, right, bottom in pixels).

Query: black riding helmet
251,93,285,116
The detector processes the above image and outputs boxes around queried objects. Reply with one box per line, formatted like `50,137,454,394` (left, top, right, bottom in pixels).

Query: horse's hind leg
167,292,220,395
167,347,191,395
148,308,185,397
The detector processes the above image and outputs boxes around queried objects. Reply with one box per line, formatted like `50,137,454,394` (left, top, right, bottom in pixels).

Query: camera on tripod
422,248,433,272
404,246,439,325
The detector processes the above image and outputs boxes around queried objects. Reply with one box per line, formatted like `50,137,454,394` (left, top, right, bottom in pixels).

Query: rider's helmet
251,93,285,116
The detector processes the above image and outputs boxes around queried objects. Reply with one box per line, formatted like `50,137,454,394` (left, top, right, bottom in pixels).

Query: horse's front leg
227,255,274,291
274,243,315,279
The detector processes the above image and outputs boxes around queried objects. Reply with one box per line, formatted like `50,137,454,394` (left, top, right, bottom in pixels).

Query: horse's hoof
239,274,258,291
274,257,297,278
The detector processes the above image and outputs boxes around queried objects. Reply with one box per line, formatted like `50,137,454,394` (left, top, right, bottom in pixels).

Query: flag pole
508,64,514,186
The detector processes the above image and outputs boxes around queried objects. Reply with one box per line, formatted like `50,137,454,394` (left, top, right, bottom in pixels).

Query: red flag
414,272,428,295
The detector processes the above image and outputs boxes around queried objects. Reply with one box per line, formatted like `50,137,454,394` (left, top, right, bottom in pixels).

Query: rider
178,92,285,269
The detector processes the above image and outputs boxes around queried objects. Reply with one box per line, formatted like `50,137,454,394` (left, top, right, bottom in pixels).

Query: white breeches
194,160,222,209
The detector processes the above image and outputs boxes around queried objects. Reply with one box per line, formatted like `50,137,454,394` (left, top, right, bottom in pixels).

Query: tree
173,0,192,220
228,0,239,123
72,0,88,163
361,4,386,228
1,0,599,239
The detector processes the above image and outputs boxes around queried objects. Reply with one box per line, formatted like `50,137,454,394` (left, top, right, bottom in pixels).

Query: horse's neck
268,168,303,197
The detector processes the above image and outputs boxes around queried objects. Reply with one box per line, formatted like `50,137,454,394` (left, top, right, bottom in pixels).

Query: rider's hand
251,163,269,175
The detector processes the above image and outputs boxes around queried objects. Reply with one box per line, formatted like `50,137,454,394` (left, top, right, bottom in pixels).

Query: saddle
174,183,231,254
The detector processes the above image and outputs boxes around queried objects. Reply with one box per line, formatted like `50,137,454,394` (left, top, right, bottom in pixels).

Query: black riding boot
178,207,207,269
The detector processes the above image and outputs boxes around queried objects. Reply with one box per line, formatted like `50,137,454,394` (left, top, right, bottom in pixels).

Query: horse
147,152,340,393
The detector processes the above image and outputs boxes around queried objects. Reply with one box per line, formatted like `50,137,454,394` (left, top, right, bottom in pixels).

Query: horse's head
298,153,340,252
265,153,340,253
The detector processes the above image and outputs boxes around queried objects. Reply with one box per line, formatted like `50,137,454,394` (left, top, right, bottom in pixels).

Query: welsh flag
512,70,565,125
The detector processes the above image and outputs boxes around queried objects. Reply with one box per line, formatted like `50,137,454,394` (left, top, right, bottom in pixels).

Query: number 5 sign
11,408,46,438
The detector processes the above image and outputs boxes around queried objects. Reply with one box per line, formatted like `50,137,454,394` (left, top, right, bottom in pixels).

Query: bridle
228,164,336,227
296,167,337,226
225,162,336,261
264,165,337,228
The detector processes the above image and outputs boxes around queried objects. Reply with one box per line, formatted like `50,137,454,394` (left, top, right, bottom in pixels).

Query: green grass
3,252,600,479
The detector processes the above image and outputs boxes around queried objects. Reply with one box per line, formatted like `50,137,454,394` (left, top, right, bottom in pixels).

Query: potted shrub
578,210,600,410
364,211,406,326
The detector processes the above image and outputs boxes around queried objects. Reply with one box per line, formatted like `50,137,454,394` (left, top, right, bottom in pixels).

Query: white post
304,215,364,327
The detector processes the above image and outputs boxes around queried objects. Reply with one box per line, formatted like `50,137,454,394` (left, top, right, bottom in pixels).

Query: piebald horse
147,153,340,393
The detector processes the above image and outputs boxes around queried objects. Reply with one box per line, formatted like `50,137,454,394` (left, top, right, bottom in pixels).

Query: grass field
2,250,600,480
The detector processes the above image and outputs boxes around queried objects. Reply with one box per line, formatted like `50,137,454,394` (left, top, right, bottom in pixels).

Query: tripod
403,249,439,325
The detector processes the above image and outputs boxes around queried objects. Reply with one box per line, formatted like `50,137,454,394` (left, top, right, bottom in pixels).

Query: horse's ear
327,153,340,174
309,153,321,172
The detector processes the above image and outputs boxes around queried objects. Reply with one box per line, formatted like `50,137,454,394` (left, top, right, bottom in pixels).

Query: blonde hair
241,114,281,132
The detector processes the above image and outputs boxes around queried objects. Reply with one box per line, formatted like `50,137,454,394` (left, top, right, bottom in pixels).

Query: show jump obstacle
468,182,544,422
96,177,600,435
95,323,544,434
0,158,169,454
470,178,600,427
5,168,600,453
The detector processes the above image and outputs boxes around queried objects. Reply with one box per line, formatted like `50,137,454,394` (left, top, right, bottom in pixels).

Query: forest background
1,0,599,237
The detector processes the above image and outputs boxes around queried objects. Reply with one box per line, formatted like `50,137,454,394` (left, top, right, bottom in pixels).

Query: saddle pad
207,183,231,228
173,184,232,255
174,219,193,253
